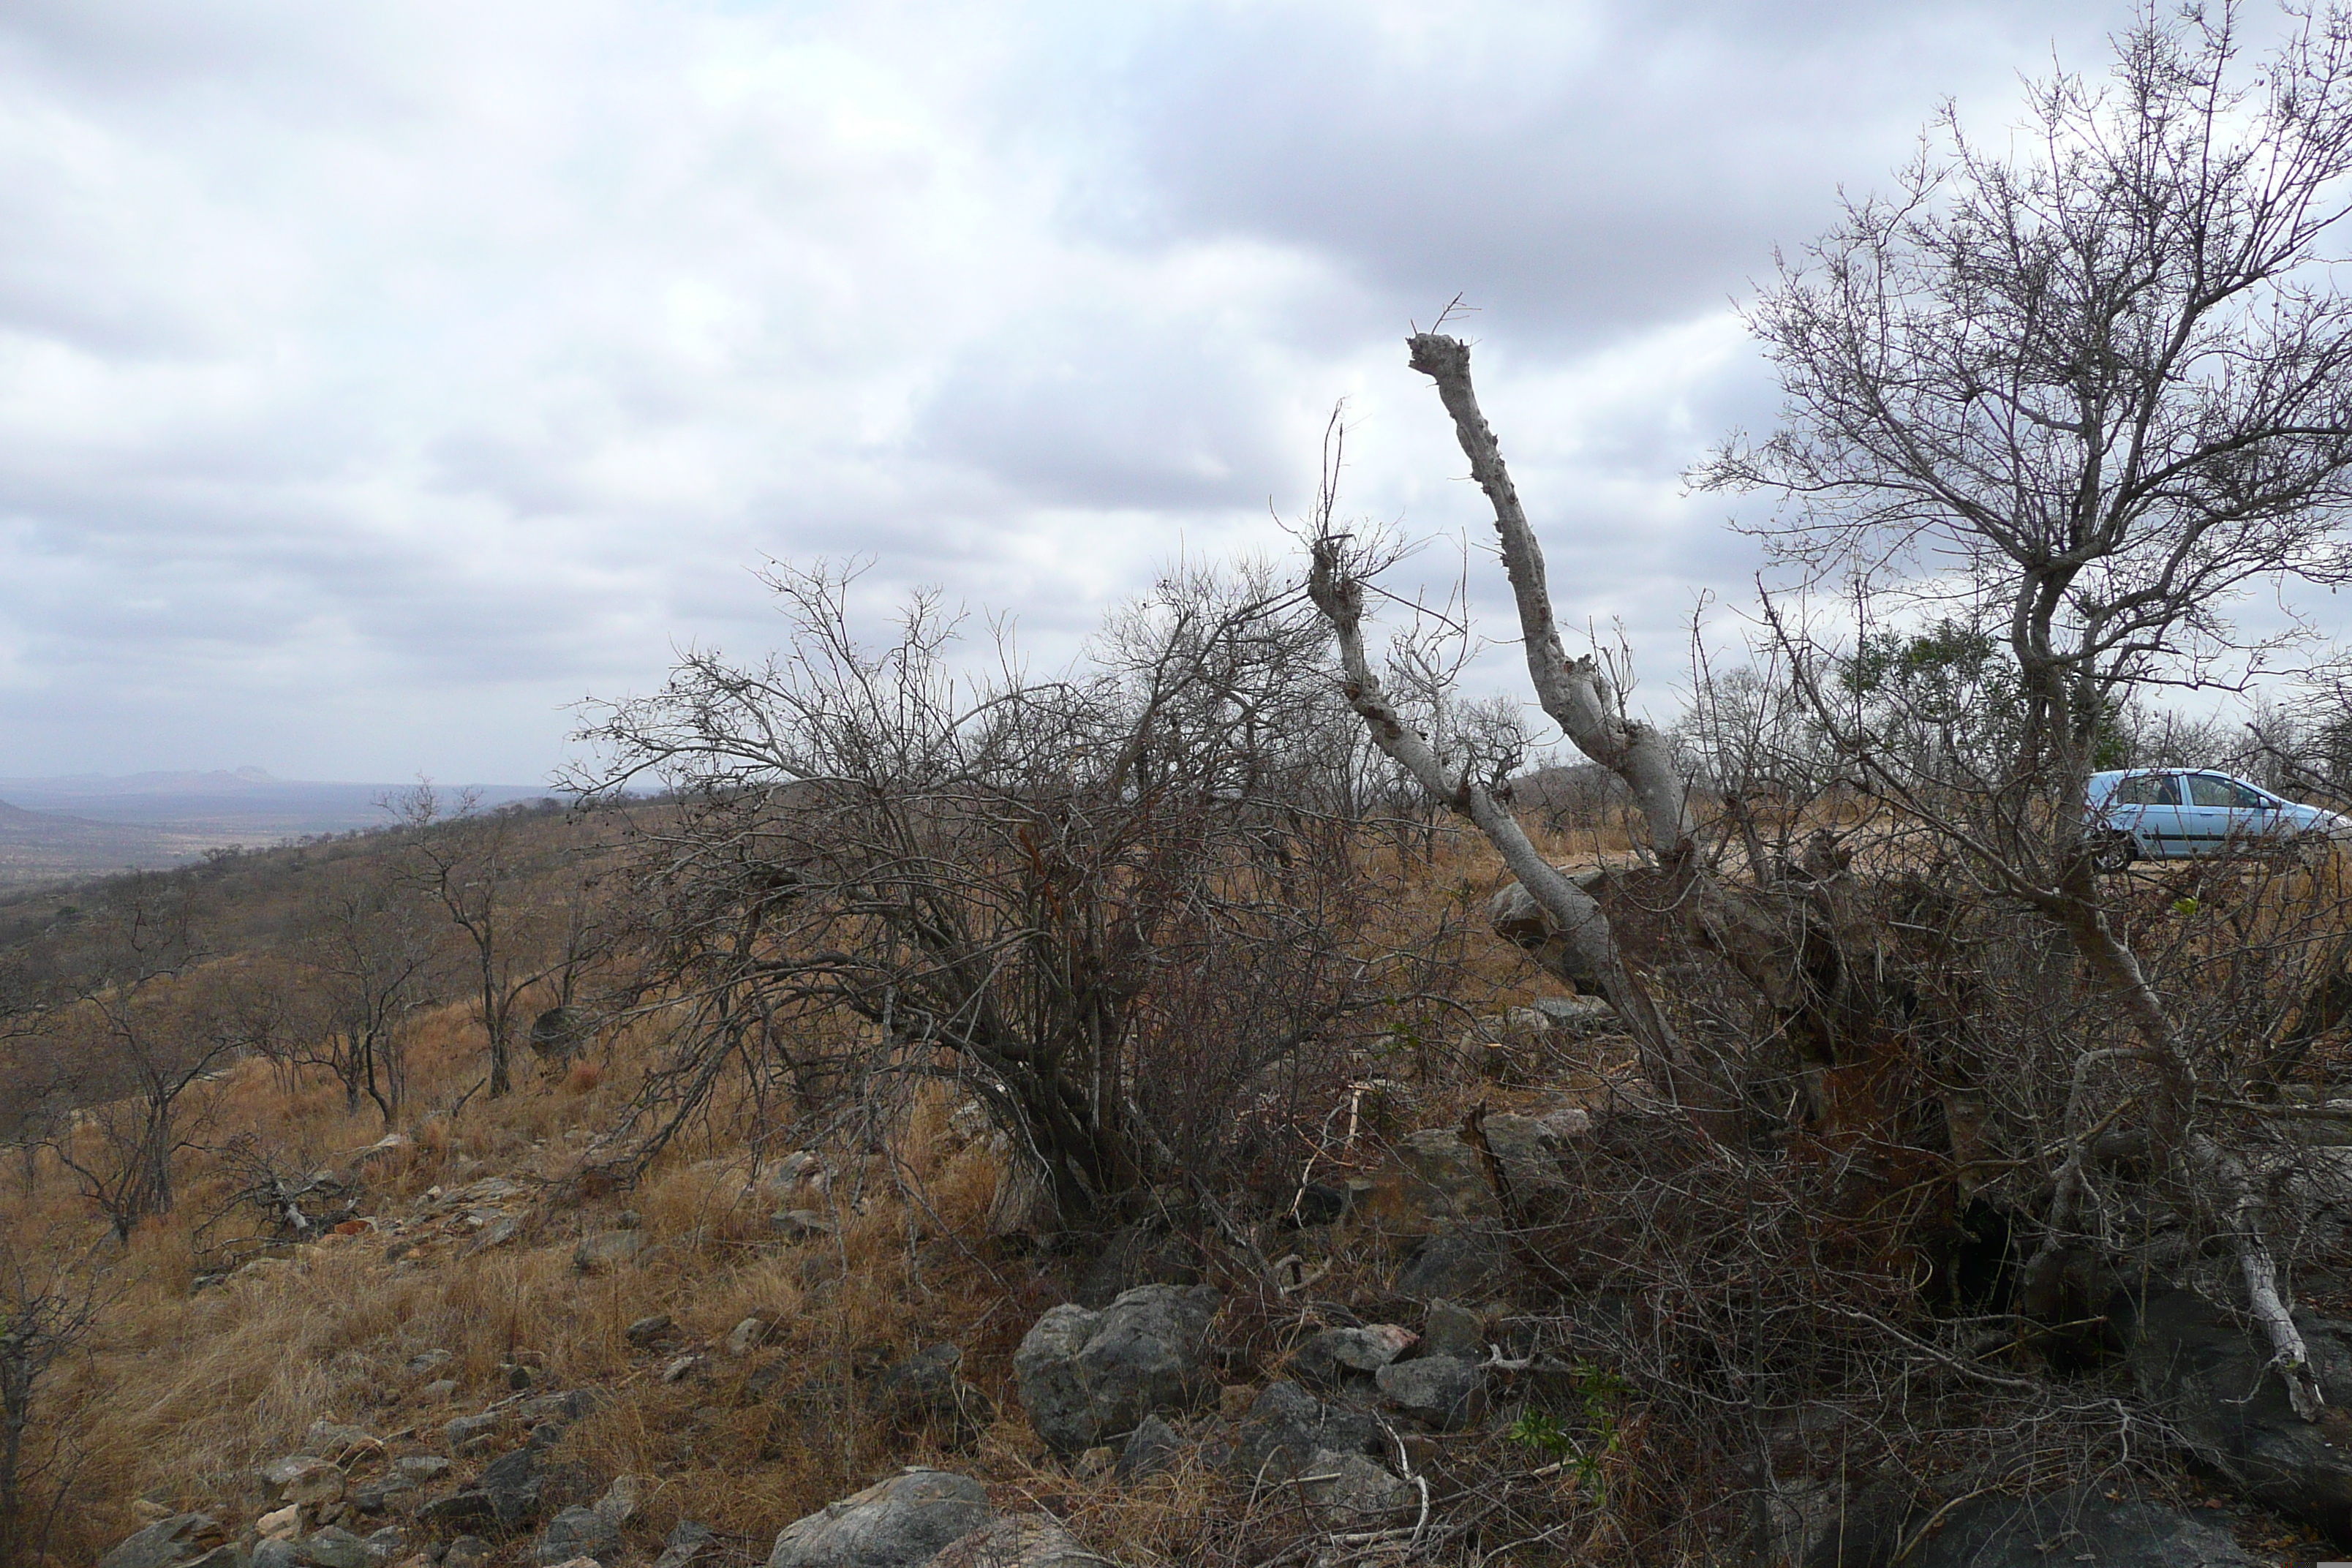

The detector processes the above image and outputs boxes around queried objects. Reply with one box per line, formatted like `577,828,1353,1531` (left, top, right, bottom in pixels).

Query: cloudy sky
0,0,2126,785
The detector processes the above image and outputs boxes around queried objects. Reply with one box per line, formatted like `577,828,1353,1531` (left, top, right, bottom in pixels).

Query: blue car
2085,769,2349,871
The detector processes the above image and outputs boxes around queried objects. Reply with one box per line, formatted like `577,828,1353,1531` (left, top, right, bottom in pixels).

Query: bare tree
1689,1,2352,1418
577,559,1423,1220
34,885,248,1243
0,1230,107,1568
288,870,440,1122
391,785,580,1100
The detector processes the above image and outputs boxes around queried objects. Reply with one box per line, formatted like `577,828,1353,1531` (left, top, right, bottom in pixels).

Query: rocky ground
72,1003,2352,1568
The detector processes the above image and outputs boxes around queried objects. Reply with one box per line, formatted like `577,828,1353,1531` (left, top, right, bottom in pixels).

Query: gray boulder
259,1455,345,1507
769,1469,994,1568
1013,1285,1221,1454
1420,1300,1486,1360
2123,1286,2352,1540
1230,1381,1385,1481
1114,1414,1183,1482
98,1515,231,1568
1286,1324,1416,1390
1807,1486,2258,1567
535,1504,624,1565
653,1520,719,1568
1355,1130,1499,1237
417,1441,562,1533
293,1529,372,1568
1375,1354,1488,1431
1393,1234,1508,1301
1285,1450,1417,1528
932,1515,1104,1568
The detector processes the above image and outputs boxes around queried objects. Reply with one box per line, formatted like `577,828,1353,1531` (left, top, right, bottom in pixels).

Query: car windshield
2186,774,2266,809
2110,773,2179,807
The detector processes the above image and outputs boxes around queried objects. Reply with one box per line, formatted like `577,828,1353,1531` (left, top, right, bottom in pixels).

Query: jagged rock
652,1520,719,1567
1115,1415,1183,1482
467,1215,524,1252
304,1421,380,1461
772,1209,834,1240
97,1513,230,1568
416,1379,458,1404
350,1471,415,1512
404,1350,452,1375
1528,994,1615,1033
1393,1234,1508,1301
2122,1285,2352,1540
395,1455,452,1483
363,1526,407,1561
758,1151,823,1201
625,1313,674,1345
1375,1354,1487,1431
1420,1300,1485,1360
519,1388,605,1424
933,1515,1104,1568
418,1442,558,1533
443,1540,494,1568
1014,1285,1222,1454
1286,1450,1417,1527
443,1411,504,1452
415,1492,496,1531
872,1343,995,1446
1071,1223,1201,1309
1231,1381,1384,1480
594,1474,644,1526
533,1506,622,1566
260,1455,345,1507
573,1231,645,1273
1806,1485,2258,1567
663,1354,703,1384
1286,1325,1417,1390
1356,1129,1498,1237
257,1504,303,1540
294,1528,372,1568
767,1468,994,1568
1480,1113,1573,1204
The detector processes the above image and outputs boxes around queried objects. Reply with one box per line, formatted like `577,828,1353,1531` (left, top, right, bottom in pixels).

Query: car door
2107,770,2188,855
2182,772,2271,851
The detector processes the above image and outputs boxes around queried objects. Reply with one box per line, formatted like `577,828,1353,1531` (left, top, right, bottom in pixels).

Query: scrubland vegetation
22,5,2352,1567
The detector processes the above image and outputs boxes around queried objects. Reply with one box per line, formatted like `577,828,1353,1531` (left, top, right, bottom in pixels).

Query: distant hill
0,771,560,886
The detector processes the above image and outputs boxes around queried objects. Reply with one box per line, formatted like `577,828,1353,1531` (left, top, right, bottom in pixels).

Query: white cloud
0,0,2131,780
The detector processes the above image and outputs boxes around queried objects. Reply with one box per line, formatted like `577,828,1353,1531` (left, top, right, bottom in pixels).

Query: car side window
2112,774,2179,806
2187,775,2264,809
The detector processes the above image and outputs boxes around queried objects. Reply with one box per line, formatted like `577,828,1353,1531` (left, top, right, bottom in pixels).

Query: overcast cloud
0,0,2125,783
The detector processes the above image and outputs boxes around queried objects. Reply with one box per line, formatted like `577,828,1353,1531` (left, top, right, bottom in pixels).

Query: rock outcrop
1014,1285,1221,1455
768,1469,994,1568
2123,1285,2352,1542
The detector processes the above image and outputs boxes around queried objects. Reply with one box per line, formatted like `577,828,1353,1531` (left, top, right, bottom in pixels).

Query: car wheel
2089,834,2137,875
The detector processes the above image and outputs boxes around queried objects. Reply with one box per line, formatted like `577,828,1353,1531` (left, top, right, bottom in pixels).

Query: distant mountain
9,766,287,796
0,772,563,886
0,772,555,834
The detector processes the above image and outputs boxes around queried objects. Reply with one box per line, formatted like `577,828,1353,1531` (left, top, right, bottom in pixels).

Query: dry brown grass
0,807,1703,1567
